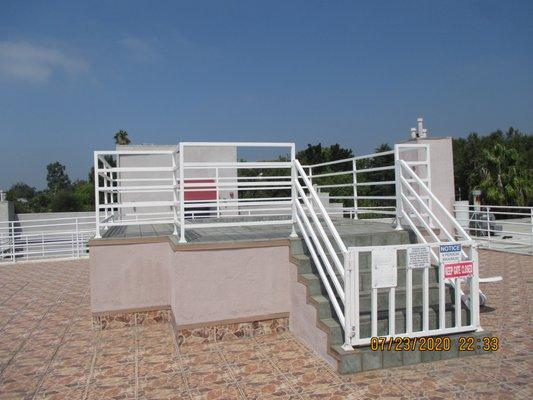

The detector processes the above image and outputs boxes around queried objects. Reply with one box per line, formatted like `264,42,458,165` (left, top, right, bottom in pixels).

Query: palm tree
114,130,131,145
472,143,532,206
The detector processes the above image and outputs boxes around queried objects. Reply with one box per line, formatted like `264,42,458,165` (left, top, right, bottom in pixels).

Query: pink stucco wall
170,246,291,327
90,241,171,313
90,241,292,325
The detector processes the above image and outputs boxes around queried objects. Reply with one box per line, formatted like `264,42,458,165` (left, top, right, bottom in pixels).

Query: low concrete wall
90,241,171,313
170,246,291,327
89,239,292,326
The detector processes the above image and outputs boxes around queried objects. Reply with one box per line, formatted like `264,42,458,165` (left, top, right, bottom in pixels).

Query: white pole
394,145,403,230
216,167,220,218
290,144,298,238
93,152,101,238
171,151,179,235
179,143,186,243
352,159,358,220
11,222,15,262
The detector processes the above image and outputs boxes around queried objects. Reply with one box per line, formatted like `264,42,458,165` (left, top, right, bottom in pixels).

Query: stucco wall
90,240,292,325
170,246,291,327
90,241,171,313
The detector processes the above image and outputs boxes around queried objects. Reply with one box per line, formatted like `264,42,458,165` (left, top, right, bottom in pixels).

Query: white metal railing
0,216,95,262
177,142,296,243
304,148,397,219
94,147,180,237
94,143,297,241
340,152,482,348
343,241,480,347
91,141,486,348
294,159,348,327
454,203,533,253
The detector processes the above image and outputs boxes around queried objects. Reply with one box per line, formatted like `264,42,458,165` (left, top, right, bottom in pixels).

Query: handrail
293,158,348,328
294,160,348,255
399,159,471,241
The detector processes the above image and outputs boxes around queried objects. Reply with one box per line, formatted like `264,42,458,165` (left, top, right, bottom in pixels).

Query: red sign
184,179,217,201
443,261,474,278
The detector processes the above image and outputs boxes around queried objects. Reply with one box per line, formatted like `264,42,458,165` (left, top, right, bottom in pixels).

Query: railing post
394,145,403,230
10,222,15,262
342,248,358,350
75,218,80,258
352,159,358,220
216,167,220,218
178,143,187,243
290,144,298,238
171,151,179,235
530,207,533,251
486,206,490,238
94,152,101,238
471,244,481,330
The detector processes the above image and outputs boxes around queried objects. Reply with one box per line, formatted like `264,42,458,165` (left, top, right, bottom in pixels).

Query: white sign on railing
407,245,430,269
439,244,462,263
371,247,397,289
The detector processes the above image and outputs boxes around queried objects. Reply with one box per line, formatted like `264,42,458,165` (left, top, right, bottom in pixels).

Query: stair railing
293,159,348,328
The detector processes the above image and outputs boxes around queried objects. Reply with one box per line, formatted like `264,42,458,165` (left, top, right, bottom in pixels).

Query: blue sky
0,0,532,188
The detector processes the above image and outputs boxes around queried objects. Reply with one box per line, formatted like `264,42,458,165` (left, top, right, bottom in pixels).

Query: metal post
530,208,533,251
171,151,179,235
215,167,220,218
352,159,358,220
486,206,490,238
93,152,101,238
25,236,28,260
179,143,186,243
75,218,80,258
394,145,403,230
11,222,15,262
290,144,298,238
471,244,481,330
342,249,357,350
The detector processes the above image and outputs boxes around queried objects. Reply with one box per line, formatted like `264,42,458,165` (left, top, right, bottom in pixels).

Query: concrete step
299,265,440,295
309,283,453,319
289,229,414,257
320,307,471,346
330,330,492,374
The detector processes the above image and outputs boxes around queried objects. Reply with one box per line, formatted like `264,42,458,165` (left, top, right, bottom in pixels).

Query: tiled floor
0,250,531,399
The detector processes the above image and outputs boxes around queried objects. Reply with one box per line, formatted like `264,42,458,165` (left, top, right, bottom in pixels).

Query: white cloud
118,37,156,62
0,41,88,83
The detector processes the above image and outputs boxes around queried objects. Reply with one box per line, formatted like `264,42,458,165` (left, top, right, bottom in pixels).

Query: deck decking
101,218,400,245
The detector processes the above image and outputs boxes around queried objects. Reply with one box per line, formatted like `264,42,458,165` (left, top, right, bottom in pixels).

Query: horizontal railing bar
95,149,178,155
180,141,294,148
182,162,291,169
185,219,293,229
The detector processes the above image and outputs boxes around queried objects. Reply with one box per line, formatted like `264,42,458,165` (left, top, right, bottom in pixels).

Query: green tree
6,182,37,213
114,130,131,145
453,127,532,206
472,143,532,206
50,191,79,212
46,162,71,194
72,180,95,211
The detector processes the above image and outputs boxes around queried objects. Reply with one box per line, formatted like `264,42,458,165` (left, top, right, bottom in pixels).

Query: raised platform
98,218,400,247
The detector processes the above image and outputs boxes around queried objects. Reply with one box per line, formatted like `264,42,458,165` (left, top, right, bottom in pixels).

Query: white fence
0,216,95,262
92,141,485,347
454,203,533,254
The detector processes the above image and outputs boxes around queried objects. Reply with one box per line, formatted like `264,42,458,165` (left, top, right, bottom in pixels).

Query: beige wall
90,240,292,325
170,246,291,326
90,241,171,313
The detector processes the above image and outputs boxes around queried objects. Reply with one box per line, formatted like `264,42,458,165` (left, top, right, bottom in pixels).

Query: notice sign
439,244,462,264
372,247,397,289
444,261,474,279
407,246,430,269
